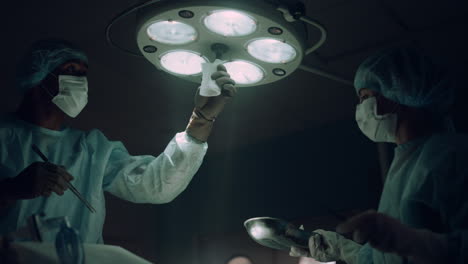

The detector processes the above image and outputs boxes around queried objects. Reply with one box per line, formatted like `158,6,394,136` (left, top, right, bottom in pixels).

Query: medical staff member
0,39,236,243
290,47,468,264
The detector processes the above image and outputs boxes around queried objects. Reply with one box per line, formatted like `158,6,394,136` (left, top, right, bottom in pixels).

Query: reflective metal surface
244,217,315,251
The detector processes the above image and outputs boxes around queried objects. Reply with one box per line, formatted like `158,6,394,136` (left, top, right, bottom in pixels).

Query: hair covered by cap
16,39,88,93
354,47,453,114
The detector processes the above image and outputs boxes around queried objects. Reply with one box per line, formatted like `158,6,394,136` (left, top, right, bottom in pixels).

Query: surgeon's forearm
0,179,17,208
106,132,207,204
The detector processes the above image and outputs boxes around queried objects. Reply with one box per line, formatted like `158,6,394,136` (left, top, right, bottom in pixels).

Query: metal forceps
31,144,96,213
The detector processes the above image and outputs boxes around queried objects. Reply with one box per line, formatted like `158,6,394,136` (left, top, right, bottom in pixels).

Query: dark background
0,0,467,263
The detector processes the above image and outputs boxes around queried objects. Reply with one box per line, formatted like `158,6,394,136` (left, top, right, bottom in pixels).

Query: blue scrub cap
16,39,88,94
354,47,453,115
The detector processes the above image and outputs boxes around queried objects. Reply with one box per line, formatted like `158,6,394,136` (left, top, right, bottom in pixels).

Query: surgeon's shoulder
424,133,468,174
83,128,112,144
83,129,128,157
427,133,468,153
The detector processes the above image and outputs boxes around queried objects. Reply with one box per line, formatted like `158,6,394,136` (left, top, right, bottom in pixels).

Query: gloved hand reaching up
186,64,236,142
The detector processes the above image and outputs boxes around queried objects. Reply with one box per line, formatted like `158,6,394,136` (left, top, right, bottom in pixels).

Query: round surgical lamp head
136,0,308,87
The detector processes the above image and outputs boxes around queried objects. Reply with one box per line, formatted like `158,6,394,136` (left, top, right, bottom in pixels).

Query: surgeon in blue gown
0,39,236,243
289,47,468,264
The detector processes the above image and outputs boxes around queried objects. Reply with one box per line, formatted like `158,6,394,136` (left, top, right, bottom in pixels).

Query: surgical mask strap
41,72,60,99
373,95,400,118
375,96,399,140
41,84,55,100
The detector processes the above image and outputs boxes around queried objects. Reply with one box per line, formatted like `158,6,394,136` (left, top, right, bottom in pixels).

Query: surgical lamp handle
211,43,229,60
299,16,328,55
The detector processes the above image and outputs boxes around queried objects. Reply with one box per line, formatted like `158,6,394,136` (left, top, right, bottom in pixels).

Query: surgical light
147,20,197,45
226,256,253,264
299,257,336,264
247,38,297,63
160,51,207,75
107,0,355,88
224,60,264,85
203,10,257,37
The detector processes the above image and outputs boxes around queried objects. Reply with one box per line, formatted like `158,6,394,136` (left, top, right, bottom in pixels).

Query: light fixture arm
299,16,327,55
276,5,327,55
277,4,352,86
299,65,353,86
276,6,296,22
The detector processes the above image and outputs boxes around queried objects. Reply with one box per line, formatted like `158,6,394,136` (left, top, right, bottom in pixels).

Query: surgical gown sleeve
96,130,208,204
358,244,373,264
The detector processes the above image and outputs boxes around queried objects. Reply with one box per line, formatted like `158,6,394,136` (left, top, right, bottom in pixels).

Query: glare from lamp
160,51,207,75
226,256,253,264
223,60,264,84
247,38,297,63
249,224,271,240
204,10,257,37
147,21,197,45
298,257,336,264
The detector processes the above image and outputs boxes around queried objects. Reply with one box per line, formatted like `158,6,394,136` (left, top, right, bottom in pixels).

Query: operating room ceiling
0,0,467,154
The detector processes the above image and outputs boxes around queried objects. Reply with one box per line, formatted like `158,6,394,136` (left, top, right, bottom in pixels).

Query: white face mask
355,97,397,143
50,75,88,118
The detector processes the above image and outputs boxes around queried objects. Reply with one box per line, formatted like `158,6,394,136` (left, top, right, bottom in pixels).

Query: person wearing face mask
289,47,468,264
0,39,236,243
